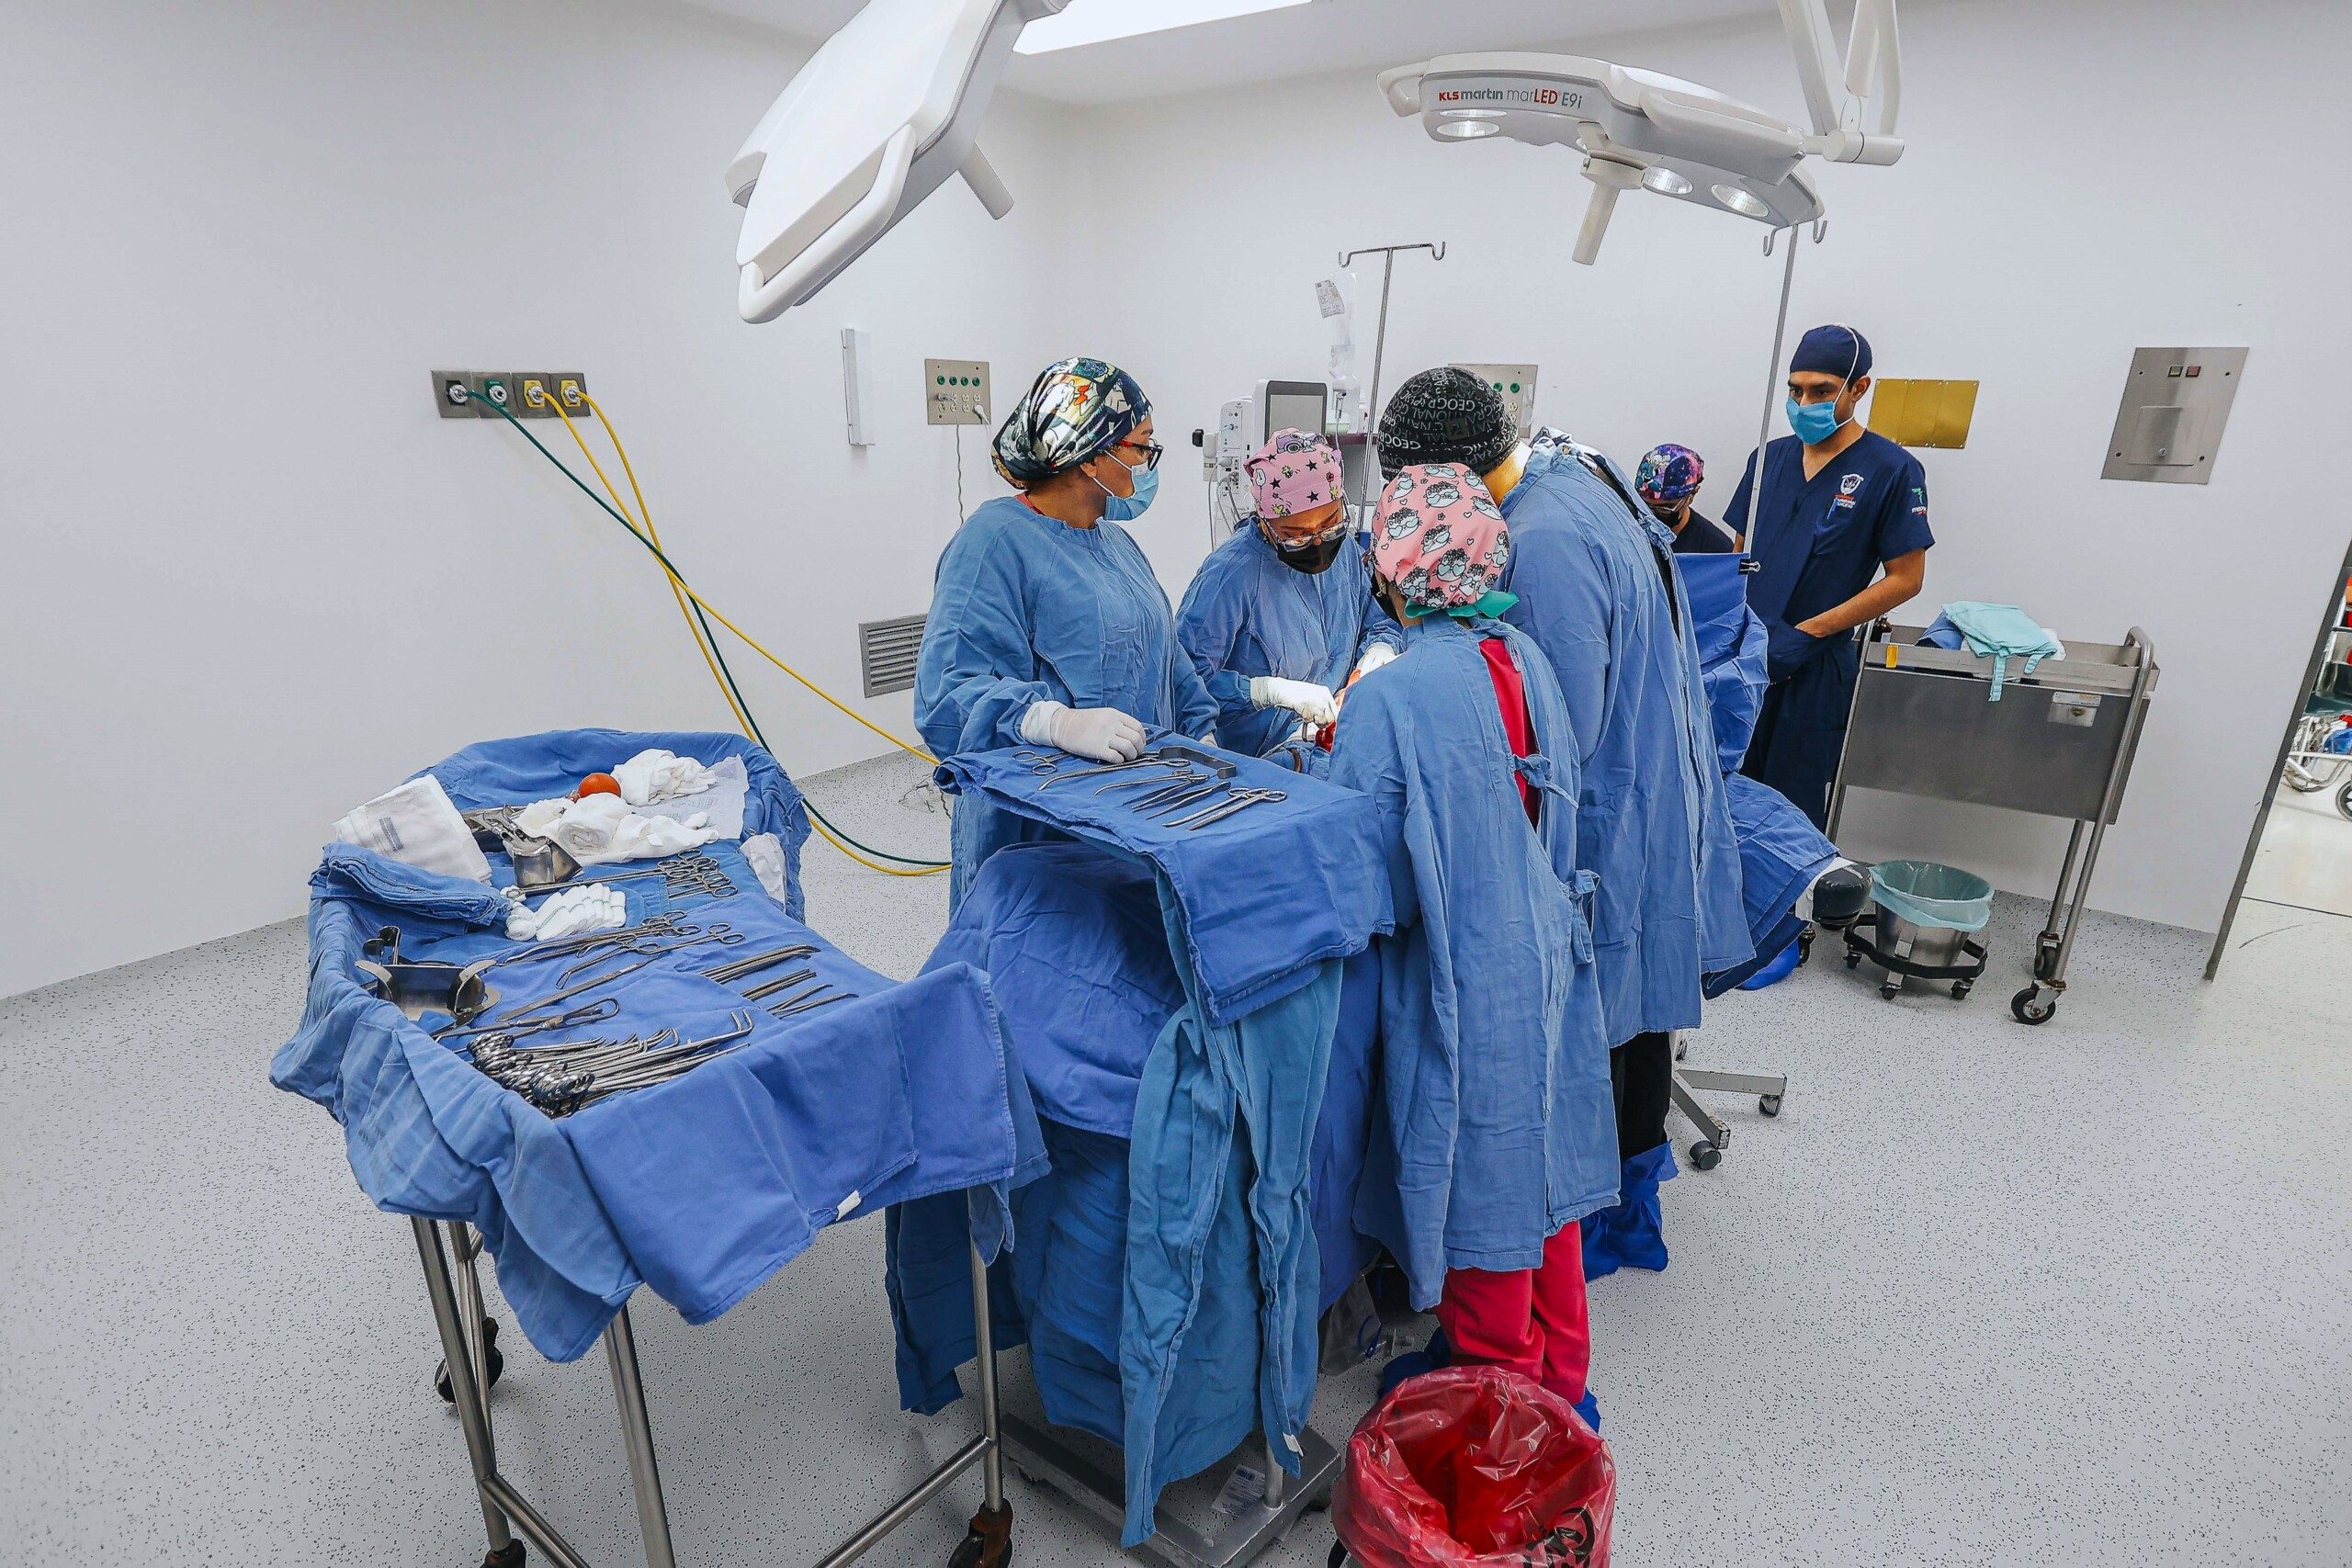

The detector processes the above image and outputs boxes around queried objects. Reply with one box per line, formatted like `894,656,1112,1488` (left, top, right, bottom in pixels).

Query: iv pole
1338,240,1446,509
1740,219,1829,559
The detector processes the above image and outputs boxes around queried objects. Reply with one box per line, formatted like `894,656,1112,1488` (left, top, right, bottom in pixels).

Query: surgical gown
1174,524,1400,759
1497,434,1751,1043
916,495,1220,901
1329,615,1618,1308
1727,430,1934,827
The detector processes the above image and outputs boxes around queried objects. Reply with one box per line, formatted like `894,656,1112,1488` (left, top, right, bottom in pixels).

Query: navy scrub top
1725,429,1934,826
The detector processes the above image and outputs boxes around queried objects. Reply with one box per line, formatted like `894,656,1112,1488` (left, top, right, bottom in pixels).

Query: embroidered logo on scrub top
1833,471,1863,510
1910,486,1929,517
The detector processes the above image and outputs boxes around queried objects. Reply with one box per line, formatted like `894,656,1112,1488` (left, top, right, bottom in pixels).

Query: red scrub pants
1433,1222,1590,1404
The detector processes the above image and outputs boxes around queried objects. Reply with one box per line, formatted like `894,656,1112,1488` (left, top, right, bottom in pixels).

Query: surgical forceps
699,943,818,986
1135,778,1227,816
1012,750,1064,774
436,998,622,1045
447,947,665,1037
769,988,855,1021
1166,787,1287,830
548,927,743,987
1095,766,1205,796
740,967,820,1002
1038,755,1192,790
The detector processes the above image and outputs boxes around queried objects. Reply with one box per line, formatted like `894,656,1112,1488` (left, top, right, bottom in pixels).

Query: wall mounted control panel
925,359,992,426
434,370,589,421
1453,363,1540,440
2101,346,2246,484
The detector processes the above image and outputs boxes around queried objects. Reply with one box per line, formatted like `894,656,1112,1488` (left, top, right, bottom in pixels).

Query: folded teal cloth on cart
274,730,1045,1363
1921,604,2064,702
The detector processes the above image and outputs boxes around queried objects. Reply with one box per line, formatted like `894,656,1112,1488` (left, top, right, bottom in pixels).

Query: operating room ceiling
684,0,1781,105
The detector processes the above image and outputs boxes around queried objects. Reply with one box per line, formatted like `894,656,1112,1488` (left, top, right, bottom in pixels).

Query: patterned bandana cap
1376,367,1514,479
1635,443,1706,505
1245,428,1344,521
991,356,1151,488
1371,463,1511,614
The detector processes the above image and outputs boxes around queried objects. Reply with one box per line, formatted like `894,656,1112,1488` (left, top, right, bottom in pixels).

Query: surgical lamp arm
1778,0,1905,163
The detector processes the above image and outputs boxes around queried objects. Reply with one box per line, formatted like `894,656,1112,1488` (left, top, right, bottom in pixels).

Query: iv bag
1318,274,1363,433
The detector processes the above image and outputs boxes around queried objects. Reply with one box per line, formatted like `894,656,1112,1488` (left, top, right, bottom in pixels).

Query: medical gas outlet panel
925,359,993,426
434,371,590,420
1453,364,1539,441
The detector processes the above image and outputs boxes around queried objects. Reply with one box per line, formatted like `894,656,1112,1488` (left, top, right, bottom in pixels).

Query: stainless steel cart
1826,623,2159,1025
415,1219,1010,1568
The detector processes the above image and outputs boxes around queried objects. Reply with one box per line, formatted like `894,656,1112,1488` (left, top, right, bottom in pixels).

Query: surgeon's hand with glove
1021,699,1148,762
1249,675,1339,728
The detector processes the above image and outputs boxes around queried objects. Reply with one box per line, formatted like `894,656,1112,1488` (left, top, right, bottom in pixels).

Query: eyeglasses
1114,438,1164,472
1262,514,1351,554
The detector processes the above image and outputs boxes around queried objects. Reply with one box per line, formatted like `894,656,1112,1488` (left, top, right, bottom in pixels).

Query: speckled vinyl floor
5,752,2349,1566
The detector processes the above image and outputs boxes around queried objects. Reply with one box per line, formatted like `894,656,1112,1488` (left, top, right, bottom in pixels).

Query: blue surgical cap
1791,324,1872,383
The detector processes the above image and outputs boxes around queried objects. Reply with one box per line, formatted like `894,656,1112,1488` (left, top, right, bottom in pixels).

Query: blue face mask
1098,460,1159,522
1786,397,1847,446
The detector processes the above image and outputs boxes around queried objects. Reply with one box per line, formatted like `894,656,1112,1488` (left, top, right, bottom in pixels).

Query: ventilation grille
859,614,926,697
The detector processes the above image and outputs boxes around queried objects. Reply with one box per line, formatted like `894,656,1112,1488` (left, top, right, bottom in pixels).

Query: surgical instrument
436,998,622,1046
356,927,502,1023
1136,780,1227,817
1096,766,1204,796
447,948,662,1037
699,943,819,985
1012,750,1064,774
769,990,855,1021
549,928,744,988
1166,788,1287,831
1038,756,1192,790
741,967,820,1002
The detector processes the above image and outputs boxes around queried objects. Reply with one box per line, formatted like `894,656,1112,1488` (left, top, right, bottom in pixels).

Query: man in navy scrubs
1725,324,1933,828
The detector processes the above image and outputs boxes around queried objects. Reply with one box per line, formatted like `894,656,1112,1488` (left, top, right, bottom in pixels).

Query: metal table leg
413,1222,1012,1568
1670,1031,1788,1171
604,1305,679,1568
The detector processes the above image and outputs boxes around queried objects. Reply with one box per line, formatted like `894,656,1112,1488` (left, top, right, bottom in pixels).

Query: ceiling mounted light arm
1780,0,1904,164
727,0,1068,323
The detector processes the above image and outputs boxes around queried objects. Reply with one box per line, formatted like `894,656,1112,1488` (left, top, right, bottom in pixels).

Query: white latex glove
1020,700,1148,762
1351,642,1401,682
1249,676,1339,727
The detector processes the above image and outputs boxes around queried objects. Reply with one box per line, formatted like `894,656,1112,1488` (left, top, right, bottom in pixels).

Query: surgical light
1713,184,1770,218
727,0,1070,322
1379,0,1905,264
1015,0,1311,54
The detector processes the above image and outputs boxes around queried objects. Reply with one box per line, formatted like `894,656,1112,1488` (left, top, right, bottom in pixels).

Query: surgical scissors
1038,755,1192,790
1012,750,1064,774
437,998,622,1045
1166,787,1287,830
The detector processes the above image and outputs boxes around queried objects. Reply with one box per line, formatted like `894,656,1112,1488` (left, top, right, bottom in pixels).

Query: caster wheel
1688,1140,1722,1172
1673,1036,1689,1063
2011,987,2058,1026
2336,779,2352,822
1880,981,1902,999
482,1544,526,1568
1952,980,1974,999
947,1502,1013,1568
1797,928,1816,964
1758,1094,1782,1118
1843,952,1862,969
435,1318,504,1405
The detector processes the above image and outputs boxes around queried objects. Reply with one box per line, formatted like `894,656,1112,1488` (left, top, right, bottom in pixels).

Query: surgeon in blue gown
1726,324,1935,829
1332,461,1616,1422
916,357,1219,902
1375,367,1749,1277
1176,428,1401,760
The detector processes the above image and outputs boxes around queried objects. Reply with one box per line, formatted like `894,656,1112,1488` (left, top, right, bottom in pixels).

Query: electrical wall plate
433,370,480,419
1453,363,1540,439
2101,346,2247,484
512,373,561,420
469,373,516,420
925,358,992,425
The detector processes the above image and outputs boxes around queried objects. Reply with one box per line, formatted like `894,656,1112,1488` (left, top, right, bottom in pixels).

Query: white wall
1066,0,2352,933
0,0,1058,996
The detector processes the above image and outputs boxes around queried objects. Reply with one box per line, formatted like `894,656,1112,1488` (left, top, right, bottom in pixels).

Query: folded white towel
331,774,492,883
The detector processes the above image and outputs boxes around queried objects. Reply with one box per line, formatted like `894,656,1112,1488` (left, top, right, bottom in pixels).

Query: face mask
1094,459,1159,522
1786,397,1846,446
1276,535,1346,575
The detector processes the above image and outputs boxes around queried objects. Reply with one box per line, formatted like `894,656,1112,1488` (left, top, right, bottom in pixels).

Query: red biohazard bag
1330,1367,1615,1567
